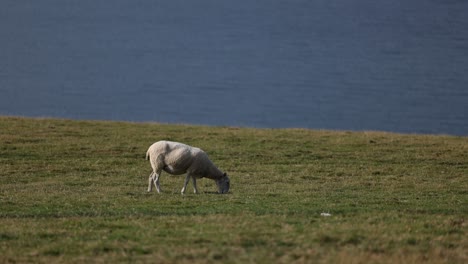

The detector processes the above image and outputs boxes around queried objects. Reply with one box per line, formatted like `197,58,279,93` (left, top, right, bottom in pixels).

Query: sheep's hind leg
150,154,165,194
147,172,154,192
153,170,162,193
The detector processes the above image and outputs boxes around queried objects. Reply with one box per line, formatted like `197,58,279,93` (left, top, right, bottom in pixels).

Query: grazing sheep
145,141,230,194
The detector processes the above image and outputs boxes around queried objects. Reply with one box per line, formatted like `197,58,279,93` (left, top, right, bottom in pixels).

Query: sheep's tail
145,149,150,160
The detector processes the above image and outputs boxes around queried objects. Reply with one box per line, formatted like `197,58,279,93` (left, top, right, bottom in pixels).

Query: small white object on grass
320,212,332,217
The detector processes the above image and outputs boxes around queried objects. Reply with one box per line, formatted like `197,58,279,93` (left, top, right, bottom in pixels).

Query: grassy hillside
0,116,467,263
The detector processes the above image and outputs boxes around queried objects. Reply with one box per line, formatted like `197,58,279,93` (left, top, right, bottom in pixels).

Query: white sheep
145,141,230,194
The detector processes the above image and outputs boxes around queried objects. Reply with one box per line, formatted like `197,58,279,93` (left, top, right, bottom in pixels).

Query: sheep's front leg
181,174,191,194
192,176,198,194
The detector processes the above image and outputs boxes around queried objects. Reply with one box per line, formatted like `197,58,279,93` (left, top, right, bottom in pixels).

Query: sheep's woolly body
146,141,223,180
145,141,230,194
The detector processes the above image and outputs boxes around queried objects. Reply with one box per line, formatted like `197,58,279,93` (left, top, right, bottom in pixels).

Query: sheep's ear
223,172,227,177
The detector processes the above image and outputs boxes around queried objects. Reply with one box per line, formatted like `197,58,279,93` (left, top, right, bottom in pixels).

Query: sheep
145,140,230,194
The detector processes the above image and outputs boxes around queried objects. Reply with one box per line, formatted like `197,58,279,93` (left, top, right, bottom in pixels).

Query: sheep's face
217,173,230,194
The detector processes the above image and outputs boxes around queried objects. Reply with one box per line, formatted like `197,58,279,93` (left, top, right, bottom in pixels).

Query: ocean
1,0,467,135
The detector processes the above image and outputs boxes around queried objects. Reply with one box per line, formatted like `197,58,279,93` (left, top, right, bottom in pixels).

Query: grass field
0,116,467,263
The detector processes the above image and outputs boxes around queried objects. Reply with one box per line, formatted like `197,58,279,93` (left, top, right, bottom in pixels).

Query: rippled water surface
1,0,467,135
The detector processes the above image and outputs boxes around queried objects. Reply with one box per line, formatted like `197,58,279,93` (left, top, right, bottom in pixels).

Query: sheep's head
216,173,230,194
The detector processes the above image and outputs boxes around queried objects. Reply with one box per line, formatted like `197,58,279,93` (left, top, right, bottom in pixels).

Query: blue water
1,0,467,135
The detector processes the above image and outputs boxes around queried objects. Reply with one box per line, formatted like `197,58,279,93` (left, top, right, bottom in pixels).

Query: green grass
0,116,467,263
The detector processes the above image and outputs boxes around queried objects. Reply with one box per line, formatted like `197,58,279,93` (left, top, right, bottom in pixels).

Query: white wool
145,141,230,194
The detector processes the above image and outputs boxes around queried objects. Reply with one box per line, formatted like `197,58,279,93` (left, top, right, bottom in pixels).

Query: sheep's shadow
203,191,221,195
203,191,232,195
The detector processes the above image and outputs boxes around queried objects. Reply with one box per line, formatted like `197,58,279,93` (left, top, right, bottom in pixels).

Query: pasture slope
0,116,467,263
